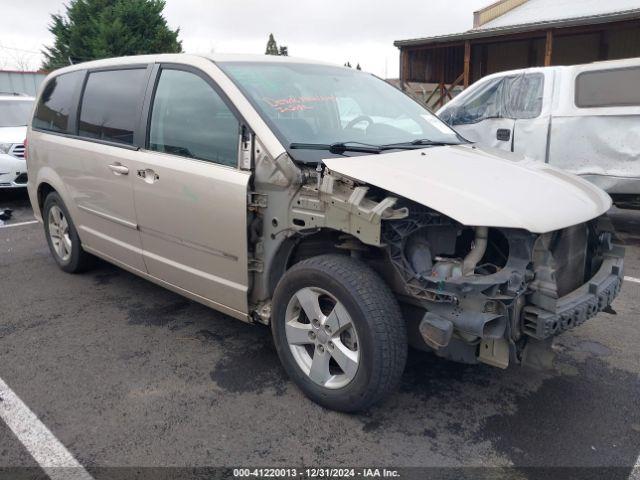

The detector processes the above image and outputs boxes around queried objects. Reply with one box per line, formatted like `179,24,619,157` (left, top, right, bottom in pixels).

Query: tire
43,192,94,273
272,254,407,412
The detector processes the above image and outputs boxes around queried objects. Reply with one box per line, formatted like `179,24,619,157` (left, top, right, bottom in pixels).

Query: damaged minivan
27,54,624,412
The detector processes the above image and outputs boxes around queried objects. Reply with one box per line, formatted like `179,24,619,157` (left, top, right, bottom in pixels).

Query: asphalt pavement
1,189,639,480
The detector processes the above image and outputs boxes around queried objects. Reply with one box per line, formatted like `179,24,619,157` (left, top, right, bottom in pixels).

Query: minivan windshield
218,62,463,160
0,100,33,127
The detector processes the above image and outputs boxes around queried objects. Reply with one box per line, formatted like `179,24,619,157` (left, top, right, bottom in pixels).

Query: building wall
407,46,465,84
402,19,640,88
0,71,47,97
607,26,640,59
553,33,601,65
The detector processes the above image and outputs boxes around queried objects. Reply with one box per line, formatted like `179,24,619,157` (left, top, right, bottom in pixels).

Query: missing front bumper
521,251,624,340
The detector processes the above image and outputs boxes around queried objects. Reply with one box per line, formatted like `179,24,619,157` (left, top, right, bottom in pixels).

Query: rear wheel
272,254,407,412
43,192,93,273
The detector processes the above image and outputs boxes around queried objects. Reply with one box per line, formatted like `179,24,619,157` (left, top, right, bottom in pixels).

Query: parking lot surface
1,189,639,479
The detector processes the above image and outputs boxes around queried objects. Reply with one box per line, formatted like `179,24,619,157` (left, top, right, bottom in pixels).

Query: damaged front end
382,203,625,369
249,147,624,370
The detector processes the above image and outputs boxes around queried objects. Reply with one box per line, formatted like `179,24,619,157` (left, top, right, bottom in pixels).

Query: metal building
394,0,640,108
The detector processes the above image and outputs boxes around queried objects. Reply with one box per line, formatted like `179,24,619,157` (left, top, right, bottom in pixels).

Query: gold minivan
27,54,623,411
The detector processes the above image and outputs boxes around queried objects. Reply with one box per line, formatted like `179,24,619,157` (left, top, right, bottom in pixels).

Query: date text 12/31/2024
233,468,401,478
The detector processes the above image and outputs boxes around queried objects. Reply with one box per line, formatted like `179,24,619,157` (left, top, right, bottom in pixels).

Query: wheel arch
266,228,387,298
32,167,69,221
37,182,57,213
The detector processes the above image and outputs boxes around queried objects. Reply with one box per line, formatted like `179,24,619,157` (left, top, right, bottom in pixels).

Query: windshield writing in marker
264,95,336,113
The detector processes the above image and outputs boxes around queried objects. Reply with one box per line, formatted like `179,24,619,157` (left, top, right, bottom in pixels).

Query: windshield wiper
289,139,461,155
383,139,461,148
290,142,383,154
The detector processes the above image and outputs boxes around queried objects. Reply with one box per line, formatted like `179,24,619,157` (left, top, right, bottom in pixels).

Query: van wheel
272,254,407,412
43,192,93,273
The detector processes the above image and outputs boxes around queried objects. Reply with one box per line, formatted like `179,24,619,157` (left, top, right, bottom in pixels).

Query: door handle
496,129,511,141
108,163,129,175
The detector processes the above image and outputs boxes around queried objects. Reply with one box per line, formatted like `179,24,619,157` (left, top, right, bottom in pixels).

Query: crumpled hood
322,145,611,234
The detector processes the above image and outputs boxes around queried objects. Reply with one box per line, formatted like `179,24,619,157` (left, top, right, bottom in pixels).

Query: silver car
27,54,624,411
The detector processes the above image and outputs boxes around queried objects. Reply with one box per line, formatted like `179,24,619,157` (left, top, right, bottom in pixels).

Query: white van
437,58,640,209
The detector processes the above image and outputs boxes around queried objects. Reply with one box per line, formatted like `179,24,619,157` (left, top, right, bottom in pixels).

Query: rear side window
33,71,83,133
576,67,640,108
148,69,239,167
79,69,147,145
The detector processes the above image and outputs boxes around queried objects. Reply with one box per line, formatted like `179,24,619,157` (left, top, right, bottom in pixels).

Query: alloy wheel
284,287,360,389
48,205,72,262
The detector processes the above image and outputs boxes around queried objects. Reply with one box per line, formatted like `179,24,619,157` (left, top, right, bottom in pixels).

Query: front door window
149,69,239,167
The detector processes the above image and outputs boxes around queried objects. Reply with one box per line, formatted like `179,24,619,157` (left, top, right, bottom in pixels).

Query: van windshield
0,100,33,127
218,62,463,160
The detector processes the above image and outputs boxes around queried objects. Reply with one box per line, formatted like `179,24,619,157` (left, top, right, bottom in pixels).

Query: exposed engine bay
381,200,623,368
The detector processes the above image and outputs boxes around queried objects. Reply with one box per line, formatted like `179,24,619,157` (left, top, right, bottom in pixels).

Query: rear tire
43,192,94,273
272,254,407,412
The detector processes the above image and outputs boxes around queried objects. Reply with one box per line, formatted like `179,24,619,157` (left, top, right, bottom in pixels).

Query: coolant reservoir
431,259,463,280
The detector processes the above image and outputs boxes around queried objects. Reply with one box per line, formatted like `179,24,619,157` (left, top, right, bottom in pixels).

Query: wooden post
400,49,410,91
463,40,471,88
544,30,553,66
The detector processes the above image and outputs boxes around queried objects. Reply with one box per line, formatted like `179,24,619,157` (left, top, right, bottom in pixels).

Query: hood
322,145,611,234
0,153,26,173
0,126,27,144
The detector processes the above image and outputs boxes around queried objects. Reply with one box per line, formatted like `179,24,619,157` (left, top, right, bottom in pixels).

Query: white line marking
0,219,39,228
0,376,94,480
625,276,640,285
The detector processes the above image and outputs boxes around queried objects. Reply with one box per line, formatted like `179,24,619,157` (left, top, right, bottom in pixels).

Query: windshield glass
0,100,33,127
218,62,462,156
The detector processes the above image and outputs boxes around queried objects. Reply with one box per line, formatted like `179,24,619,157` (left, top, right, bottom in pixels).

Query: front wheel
272,254,407,412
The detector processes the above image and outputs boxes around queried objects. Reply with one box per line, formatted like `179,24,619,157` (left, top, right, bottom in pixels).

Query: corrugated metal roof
481,0,640,28
394,0,640,47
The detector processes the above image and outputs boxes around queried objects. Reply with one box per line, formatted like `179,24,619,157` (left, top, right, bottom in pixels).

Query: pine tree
356,63,362,70
344,61,352,68
42,0,181,70
265,33,279,56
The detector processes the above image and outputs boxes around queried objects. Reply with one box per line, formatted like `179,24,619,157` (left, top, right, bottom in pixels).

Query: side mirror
439,106,457,125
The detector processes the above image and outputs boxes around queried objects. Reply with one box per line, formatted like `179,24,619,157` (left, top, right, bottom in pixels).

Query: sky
0,0,489,78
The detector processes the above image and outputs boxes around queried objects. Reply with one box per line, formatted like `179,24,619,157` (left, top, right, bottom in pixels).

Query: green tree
265,33,288,56
42,0,182,70
265,33,279,55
